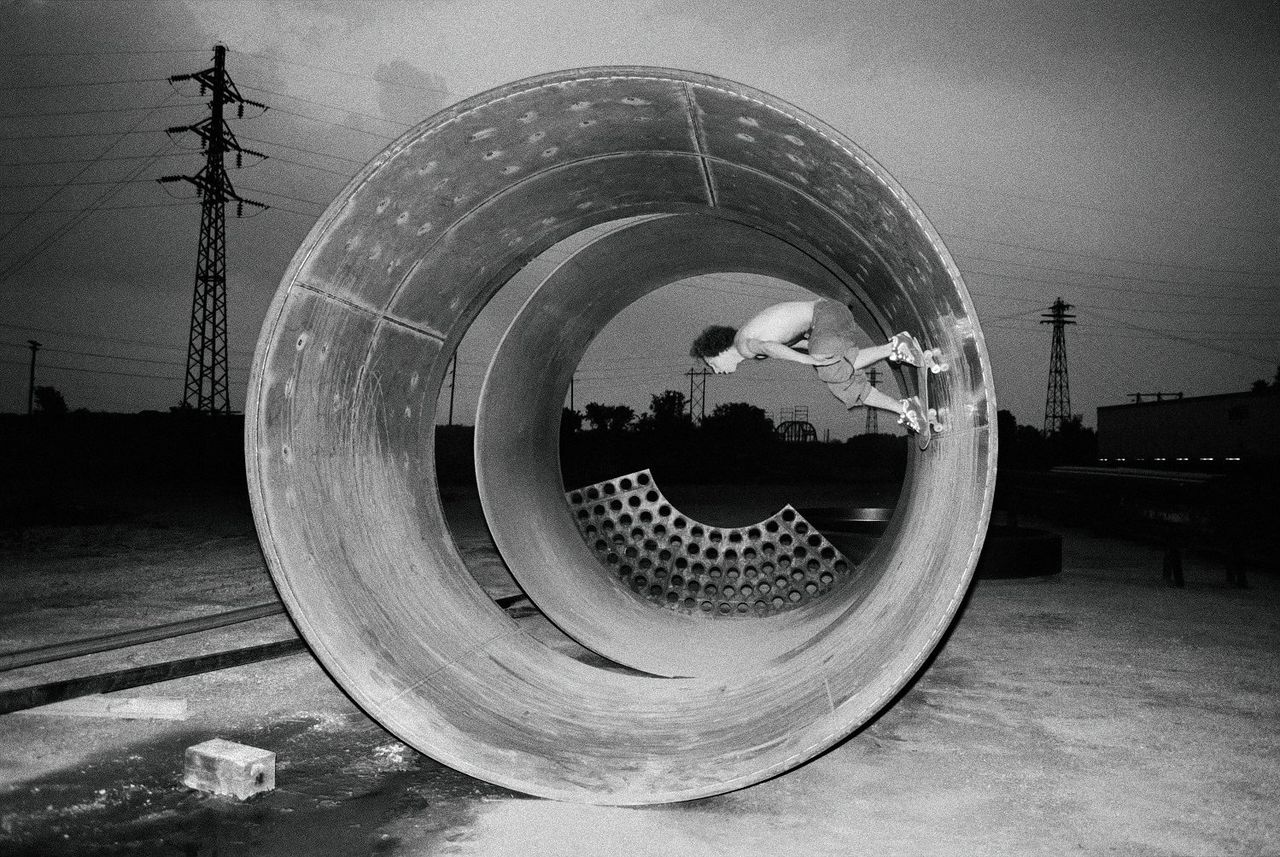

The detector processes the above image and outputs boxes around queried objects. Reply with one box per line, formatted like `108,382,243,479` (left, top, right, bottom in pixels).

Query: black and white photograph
1,1,1276,854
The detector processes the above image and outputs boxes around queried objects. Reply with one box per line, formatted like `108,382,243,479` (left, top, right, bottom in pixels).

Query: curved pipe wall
246,67,996,804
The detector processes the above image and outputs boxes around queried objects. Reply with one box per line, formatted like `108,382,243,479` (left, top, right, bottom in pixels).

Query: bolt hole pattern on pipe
246,66,996,805
568,469,853,617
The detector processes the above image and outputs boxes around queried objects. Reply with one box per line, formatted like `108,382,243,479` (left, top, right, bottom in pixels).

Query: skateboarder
690,299,934,434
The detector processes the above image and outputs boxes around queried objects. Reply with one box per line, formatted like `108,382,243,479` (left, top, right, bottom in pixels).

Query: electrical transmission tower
685,367,709,422
159,44,267,414
864,367,881,434
1040,297,1076,434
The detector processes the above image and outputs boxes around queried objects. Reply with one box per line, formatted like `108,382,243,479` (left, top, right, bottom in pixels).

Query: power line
258,152,350,177
257,203,323,219
1075,307,1275,365
965,287,1278,322
11,142,359,181
236,51,456,98
0,87,182,263
0,142,179,280
980,312,1278,338
0,321,254,357
982,317,1278,341
205,138,361,178
959,263,1277,301
0,103,190,120
0,356,248,384
1,178,175,189
47,346,241,371
578,355,695,368
0,340,250,372
5,48,208,58
907,174,1273,239
258,153,352,177
0,152,188,167
948,233,1277,278
576,366,698,382
257,102,405,139
236,184,329,209
238,134,365,164
0,76,170,92
236,82,410,129
0,91,178,247
0,202,191,215
0,127,168,142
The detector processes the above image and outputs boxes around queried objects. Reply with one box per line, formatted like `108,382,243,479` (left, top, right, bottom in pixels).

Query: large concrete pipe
246,67,996,804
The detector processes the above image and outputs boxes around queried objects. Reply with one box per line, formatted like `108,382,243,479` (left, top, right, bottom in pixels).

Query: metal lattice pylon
685,367,709,422
160,45,267,414
1041,297,1076,434
184,186,229,413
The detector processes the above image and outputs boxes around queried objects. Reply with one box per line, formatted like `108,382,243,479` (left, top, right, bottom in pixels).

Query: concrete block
183,738,275,800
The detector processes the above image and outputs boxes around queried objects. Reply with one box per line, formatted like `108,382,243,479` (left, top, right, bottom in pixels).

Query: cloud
1,0,206,55
374,58,452,125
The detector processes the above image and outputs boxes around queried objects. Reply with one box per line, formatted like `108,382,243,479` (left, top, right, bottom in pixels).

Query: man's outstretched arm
745,340,841,366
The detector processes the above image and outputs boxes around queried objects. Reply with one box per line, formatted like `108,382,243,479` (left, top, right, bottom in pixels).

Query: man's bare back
734,300,818,354
688,298,938,435
701,300,835,374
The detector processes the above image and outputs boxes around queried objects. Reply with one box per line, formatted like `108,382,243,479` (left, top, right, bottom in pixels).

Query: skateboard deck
914,348,948,450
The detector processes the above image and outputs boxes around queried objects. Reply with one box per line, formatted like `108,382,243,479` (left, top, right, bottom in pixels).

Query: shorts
809,299,871,408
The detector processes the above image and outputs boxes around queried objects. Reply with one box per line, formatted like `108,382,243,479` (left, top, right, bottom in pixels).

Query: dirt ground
0,483,1277,856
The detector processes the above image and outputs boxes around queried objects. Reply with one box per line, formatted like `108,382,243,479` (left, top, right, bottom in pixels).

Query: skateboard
912,347,948,450
890,332,947,450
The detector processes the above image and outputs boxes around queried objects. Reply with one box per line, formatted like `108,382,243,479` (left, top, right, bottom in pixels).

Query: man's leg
862,387,904,414
853,333,929,370
863,387,928,434
828,380,925,433
852,343,893,370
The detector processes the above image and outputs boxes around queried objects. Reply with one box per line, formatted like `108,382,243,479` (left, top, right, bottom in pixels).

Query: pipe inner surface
476,212,894,676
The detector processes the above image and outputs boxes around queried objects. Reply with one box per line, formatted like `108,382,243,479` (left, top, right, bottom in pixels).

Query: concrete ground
0,484,1276,856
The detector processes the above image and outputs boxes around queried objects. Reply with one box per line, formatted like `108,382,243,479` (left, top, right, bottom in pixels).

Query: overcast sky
1,0,1276,438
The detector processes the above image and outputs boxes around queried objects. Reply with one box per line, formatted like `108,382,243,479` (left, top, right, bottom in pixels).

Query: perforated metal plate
567,469,855,617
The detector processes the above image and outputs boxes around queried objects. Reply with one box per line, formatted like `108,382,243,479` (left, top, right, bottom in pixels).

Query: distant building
1097,391,1280,465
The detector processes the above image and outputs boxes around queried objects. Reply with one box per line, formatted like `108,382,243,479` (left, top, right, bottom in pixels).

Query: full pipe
246,67,997,804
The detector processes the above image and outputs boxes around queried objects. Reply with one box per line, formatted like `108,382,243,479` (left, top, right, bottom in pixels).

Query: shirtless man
690,298,931,433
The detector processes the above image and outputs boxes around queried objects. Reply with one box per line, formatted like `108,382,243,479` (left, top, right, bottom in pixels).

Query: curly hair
689,325,738,359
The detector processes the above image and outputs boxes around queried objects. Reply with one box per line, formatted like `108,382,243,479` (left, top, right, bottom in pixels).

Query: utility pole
684,367,709,423
864,367,881,434
1041,297,1076,434
159,44,267,415
26,340,40,415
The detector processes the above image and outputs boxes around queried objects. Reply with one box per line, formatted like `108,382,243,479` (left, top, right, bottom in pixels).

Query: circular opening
249,67,994,805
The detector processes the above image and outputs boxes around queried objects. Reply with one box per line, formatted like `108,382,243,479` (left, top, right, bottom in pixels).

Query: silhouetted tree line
1251,365,1280,394
996,408,1097,470
5,387,908,500
32,385,68,416
554,390,906,487
1,408,248,529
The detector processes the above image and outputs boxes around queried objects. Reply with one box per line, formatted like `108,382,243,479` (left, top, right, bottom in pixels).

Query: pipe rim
245,66,997,804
